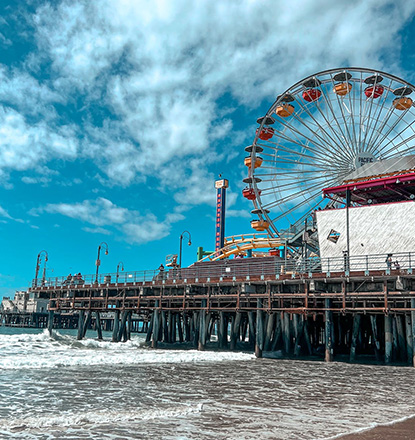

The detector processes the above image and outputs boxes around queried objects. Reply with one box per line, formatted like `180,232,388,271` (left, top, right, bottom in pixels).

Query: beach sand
339,416,415,439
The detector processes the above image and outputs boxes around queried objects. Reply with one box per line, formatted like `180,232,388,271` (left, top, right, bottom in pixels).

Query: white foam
0,330,255,370
3,403,203,432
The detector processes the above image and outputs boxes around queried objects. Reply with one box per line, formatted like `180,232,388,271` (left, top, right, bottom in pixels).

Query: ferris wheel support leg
325,299,333,362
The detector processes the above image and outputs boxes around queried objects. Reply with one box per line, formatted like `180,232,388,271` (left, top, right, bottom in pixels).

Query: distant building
1,290,49,314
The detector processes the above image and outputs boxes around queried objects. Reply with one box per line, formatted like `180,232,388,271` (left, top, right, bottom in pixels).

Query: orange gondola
244,156,263,169
250,219,269,231
333,82,352,96
393,97,413,110
275,104,295,118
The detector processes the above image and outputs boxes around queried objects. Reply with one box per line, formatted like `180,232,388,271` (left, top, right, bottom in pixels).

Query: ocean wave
2,403,203,433
0,330,255,370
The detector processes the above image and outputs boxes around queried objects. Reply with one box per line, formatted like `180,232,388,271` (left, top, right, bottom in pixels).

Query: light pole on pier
116,261,124,283
95,242,109,284
179,231,192,268
35,250,48,287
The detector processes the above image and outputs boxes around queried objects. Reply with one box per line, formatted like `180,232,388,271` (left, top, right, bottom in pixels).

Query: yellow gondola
250,219,269,231
275,104,295,118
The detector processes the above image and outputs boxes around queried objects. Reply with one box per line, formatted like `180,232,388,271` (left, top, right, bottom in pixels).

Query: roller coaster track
198,233,284,262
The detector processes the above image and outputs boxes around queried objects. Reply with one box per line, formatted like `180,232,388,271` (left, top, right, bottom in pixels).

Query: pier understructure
31,254,415,367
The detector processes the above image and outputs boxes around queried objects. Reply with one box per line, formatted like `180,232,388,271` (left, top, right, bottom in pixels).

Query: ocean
0,327,414,440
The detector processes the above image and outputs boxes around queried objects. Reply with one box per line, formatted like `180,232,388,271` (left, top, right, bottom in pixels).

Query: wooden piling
411,298,415,367
325,299,333,362
264,313,274,351
47,310,54,337
385,314,393,364
82,311,91,339
77,310,85,340
177,314,184,343
112,310,120,342
255,299,264,358
405,313,413,364
152,302,160,348
396,315,406,362
248,311,255,346
283,312,291,354
198,300,207,351
145,312,154,344
271,313,282,351
369,315,381,361
95,311,103,340
294,315,305,357
349,314,361,362
230,312,242,350
218,311,227,349
118,310,128,342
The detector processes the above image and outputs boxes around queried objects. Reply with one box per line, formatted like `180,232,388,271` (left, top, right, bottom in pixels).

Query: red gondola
302,88,322,102
242,187,261,200
364,85,384,99
256,127,274,141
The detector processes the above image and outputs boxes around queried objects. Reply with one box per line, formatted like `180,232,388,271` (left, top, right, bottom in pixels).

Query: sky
0,0,415,298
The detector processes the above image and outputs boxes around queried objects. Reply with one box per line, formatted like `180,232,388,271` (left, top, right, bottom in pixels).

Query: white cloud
35,197,181,244
0,206,11,219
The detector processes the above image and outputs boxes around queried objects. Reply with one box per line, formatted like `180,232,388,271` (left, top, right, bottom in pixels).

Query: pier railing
31,251,415,289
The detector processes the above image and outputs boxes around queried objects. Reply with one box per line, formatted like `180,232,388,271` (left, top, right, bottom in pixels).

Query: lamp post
34,250,48,287
179,230,192,268
95,242,109,284
116,261,124,283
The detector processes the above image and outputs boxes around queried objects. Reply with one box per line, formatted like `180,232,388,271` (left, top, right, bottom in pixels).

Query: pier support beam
405,313,413,365
112,310,120,343
95,311,103,340
282,312,291,355
385,314,393,364
264,313,274,352
198,300,207,351
82,311,91,339
325,299,333,362
152,302,160,349
349,314,361,362
294,315,305,357
255,299,264,358
370,315,381,362
47,310,54,337
218,311,227,349
145,312,154,345
412,299,415,367
77,310,85,340
230,312,242,351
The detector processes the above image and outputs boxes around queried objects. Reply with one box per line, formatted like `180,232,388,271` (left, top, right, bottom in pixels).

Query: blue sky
0,0,415,298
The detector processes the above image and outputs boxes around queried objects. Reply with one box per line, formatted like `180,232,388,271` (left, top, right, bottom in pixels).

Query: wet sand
339,415,415,439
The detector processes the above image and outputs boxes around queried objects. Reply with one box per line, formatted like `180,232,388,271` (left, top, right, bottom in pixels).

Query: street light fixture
34,250,48,287
179,230,192,268
116,261,124,283
95,242,109,284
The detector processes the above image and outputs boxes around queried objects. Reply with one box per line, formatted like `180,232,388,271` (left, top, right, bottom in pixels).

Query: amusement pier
8,67,415,367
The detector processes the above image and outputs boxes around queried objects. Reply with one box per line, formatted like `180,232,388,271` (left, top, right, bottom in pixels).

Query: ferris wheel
243,67,415,236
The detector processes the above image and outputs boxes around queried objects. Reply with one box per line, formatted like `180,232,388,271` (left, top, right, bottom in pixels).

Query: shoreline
333,415,415,440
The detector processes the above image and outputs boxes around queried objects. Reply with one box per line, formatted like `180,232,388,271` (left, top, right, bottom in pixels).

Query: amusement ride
239,67,415,258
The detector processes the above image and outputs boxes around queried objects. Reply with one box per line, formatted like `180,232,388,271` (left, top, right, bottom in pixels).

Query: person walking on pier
157,264,165,281
385,254,392,271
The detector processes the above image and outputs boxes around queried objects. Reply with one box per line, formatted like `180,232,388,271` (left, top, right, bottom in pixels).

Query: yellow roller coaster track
198,233,285,262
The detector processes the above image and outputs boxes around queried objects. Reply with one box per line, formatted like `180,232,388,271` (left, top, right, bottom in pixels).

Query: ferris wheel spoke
292,93,352,160
326,71,357,154
369,109,412,155
380,136,415,159
363,79,394,152
260,176,339,210
269,187,334,223
373,115,415,157
260,141,347,167
271,113,352,163
319,78,357,157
